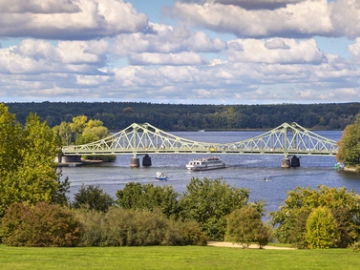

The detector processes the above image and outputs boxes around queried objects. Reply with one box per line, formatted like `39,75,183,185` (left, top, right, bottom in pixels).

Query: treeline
5,102,360,131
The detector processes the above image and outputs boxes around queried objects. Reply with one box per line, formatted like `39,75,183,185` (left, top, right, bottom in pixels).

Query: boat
186,157,226,171
156,172,167,181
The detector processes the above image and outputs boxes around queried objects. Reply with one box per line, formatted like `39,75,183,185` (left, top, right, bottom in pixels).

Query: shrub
74,207,206,246
0,202,81,247
73,209,107,246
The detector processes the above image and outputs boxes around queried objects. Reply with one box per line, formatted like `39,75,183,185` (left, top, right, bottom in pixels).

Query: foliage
0,105,61,216
179,177,250,240
352,241,360,252
74,208,206,247
225,206,270,248
336,117,360,166
306,207,339,249
7,102,360,131
51,175,71,207
116,182,180,218
0,202,81,247
270,185,360,248
72,184,114,212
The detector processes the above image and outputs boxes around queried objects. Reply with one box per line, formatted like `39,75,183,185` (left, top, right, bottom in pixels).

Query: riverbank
344,166,359,173
57,159,104,167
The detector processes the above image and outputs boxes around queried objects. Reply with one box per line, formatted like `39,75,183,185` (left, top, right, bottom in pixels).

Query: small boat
186,157,226,171
156,172,167,181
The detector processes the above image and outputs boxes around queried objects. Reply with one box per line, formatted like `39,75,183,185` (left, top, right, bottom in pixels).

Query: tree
306,207,339,249
270,185,360,248
0,107,63,216
225,206,269,248
336,117,360,167
179,177,250,240
53,121,72,146
72,185,114,212
0,104,24,175
116,182,180,218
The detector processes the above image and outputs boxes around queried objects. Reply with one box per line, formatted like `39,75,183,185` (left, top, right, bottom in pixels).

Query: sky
0,0,360,105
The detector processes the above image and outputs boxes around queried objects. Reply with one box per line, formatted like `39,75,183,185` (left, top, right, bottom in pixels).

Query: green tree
270,185,360,248
179,177,250,240
225,206,268,248
116,182,180,218
337,117,360,167
53,121,73,146
72,185,114,212
0,108,62,216
306,207,339,249
0,104,24,175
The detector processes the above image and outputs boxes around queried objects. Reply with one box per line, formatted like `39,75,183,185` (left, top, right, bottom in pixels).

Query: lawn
0,245,359,270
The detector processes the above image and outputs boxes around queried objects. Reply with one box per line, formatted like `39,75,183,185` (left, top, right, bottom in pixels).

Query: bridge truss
61,122,338,157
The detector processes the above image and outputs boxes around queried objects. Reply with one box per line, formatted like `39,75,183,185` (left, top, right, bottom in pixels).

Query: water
60,130,360,214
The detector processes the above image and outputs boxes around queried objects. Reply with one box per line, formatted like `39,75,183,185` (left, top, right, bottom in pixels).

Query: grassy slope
1,245,359,270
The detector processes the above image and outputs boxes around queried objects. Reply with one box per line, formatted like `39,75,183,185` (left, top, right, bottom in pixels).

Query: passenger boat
186,157,226,171
156,172,167,181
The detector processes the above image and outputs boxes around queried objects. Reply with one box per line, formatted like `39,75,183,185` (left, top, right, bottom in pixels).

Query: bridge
61,122,339,168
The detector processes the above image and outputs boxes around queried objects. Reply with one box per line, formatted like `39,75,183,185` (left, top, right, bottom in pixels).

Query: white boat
186,157,226,171
156,172,167,181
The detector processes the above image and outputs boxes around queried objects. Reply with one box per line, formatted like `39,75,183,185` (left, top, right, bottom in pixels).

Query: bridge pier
281,157,290,168
290,155,300,167
130,157,140,168
142,154,152,167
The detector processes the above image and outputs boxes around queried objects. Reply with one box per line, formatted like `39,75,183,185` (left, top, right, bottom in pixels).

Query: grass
0,244,359,270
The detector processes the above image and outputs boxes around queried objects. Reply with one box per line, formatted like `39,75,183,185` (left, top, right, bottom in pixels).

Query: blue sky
0,0,359,105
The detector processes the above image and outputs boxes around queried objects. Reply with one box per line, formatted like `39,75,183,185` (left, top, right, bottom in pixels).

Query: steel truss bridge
62,122,338,158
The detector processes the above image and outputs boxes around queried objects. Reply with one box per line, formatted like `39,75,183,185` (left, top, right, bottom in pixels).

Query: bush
73,209,107,246
74,208,206,246
0,202,81,247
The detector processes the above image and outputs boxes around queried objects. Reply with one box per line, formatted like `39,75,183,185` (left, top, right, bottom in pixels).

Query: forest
5,101,360,131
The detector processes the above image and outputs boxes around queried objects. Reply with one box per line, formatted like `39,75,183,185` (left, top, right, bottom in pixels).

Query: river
60,130,360,214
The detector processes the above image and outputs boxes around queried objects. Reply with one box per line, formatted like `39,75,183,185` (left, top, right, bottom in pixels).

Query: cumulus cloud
330,0,360,39
112,23,226,56
225,38,324,64
0,0,148,40
171,0,333,38
348,38,360,61
0,39,109,74
180,0,307,10
1,0,360,104
128,51,206,66
111,23,226,65
0,0,80,13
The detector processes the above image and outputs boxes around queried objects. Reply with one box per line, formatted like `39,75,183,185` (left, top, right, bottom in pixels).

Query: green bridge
61,122,339,168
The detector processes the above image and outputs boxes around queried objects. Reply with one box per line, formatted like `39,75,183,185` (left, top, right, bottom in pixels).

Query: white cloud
348,38,360,61
112,23,226,58
171,0,333,38
0,39,110,75
331,0,360,39
0,0,148,39
225,38,324,64
128,51,206,65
